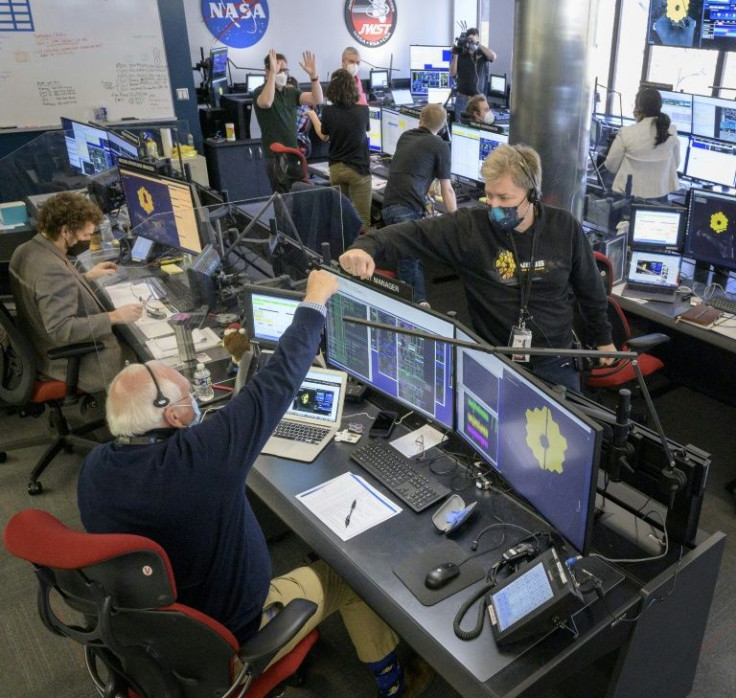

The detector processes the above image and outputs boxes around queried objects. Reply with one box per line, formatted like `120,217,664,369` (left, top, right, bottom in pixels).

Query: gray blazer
10,234,125,393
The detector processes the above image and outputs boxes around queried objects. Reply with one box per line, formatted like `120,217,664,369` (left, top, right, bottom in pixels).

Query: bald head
107,361,192,436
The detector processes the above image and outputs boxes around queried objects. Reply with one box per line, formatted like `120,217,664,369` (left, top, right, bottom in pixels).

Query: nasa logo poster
344,0,397,48
201,1,269,49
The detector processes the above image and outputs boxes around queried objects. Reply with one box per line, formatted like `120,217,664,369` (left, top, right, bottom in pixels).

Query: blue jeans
454,95,470,123
381,204,426,303
531,355,581,392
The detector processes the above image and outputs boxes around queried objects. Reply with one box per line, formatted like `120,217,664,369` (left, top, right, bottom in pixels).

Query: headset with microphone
142,362,170,408
513,146,541,206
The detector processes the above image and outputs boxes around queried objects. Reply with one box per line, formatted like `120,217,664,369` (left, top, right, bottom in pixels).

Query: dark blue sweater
78,306,325,643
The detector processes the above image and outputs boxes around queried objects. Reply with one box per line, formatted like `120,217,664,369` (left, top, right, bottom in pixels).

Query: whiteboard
0,0,175,129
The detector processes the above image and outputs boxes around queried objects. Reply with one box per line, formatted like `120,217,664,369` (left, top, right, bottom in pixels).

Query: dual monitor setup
623,188,736,291
60,116,209,258
368,107,507,189
242,270,602,556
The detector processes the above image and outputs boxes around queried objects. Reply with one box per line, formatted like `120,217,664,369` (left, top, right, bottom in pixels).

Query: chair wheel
27,481,43,495
0,452,6,464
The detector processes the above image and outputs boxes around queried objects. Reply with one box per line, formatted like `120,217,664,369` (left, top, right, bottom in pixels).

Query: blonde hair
419,103,447,133
480,143,542,194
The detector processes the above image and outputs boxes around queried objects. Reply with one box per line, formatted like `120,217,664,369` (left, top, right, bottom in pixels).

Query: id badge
510,325,532,362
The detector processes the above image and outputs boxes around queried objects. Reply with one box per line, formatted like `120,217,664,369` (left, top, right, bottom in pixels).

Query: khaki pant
329,162,373,229
261,560,399,666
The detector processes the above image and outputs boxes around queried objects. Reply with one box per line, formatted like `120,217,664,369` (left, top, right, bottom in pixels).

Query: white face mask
482,111,495,125
274,72,288,89
345,63,359,77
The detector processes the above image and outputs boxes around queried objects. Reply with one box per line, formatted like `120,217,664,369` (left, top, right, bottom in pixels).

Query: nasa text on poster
201,1,269,49
344,0,397,48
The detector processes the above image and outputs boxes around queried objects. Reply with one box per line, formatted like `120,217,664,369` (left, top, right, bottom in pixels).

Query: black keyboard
349,442,450,513
707,295,736,315
273,421,331,444
144,275,195,312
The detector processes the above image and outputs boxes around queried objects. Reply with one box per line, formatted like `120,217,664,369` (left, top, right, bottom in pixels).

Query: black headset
513,146,541,205
142,362,170,408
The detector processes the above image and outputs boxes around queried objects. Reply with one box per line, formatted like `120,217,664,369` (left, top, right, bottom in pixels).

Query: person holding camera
450,27,497,122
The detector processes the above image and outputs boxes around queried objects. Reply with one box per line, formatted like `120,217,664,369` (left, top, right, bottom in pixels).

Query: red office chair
3,509,319,698
585,295,669,390
269,142,309,193
0,298,106,495
593,250,614,295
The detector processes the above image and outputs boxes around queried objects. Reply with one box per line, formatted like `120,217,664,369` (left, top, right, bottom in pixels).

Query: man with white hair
77,269,432,698
341,46,368,105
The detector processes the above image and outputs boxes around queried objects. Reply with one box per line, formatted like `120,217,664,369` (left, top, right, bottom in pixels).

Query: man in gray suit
10,192,142,393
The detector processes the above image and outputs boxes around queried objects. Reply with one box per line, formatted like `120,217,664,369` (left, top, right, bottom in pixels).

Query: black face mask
66,239,91,257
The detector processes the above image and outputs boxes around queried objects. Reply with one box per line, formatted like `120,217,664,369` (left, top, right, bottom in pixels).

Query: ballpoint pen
345,499,357,527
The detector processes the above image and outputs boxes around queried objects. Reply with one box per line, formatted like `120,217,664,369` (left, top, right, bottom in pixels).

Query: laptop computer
621,250,682,302
261,366,348,462
390,89,415,106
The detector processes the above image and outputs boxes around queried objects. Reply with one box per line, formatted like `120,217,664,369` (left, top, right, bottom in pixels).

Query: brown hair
263,52,287,71
466,95,488,121
419,103,447,133
325,69,358,107
37,192,103,240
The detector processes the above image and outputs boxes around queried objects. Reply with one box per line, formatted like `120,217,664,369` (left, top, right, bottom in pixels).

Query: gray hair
342,46,360,62
106,361,186,437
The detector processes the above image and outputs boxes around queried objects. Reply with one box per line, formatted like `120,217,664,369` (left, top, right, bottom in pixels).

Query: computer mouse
424,561,461,590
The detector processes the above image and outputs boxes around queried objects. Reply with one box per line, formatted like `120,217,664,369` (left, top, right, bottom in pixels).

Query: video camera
453,20,474,53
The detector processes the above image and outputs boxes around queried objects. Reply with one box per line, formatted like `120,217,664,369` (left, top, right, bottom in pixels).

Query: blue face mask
489,205,521,231
188,396,202,427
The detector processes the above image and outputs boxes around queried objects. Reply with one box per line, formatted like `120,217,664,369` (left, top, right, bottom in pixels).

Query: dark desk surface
247,411,704,697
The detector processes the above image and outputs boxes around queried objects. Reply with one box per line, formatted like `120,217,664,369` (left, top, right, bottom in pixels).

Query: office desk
613,286,736,404
248,416,724,697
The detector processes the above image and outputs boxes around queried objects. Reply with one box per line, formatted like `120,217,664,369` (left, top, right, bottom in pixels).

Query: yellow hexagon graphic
666,0,689,23
710,211,728,235
525,406,568,474
137,186,155,215
495,249,516,281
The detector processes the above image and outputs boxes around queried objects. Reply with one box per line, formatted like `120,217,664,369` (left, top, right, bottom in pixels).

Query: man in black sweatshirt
340,144,615,391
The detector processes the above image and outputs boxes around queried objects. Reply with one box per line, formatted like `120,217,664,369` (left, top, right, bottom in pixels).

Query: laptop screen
627,250,682,287
391,89,414,105
283,369,343,424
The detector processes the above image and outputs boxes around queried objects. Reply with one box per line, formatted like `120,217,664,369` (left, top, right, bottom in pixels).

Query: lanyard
506,227,537,327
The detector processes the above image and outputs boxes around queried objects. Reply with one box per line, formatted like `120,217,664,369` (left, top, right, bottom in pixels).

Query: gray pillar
510,0,599,218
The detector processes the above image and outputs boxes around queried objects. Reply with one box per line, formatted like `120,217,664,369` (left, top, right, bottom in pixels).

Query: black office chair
0,298,106,494
3,509,319,698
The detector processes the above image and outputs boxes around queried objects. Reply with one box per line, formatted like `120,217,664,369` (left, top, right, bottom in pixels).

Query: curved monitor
454,326,602,554
324,270,454,430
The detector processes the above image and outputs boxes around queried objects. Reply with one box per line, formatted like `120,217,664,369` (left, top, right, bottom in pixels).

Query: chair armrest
47,340,105,361
627,333,670,353
238,599,317,671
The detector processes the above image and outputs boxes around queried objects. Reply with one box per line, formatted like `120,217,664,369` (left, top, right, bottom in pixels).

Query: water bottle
193,362,214,402
187,132,195,148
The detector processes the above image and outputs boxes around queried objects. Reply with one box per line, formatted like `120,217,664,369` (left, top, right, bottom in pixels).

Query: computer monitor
628,204,686,252
685,188,736,273
691,94,736,142
450,123,508,185
410,69,451,96
60,117,139,176
324,270,454,429
241,283,303,348
210,47,228,79
684,135,736,188
118,161,202,255
370,69,389,91
660,90,693,134
380,107,420,157
454,326,602,554
409,45,452,71
489,74,507,96
368,106,382,153
246,73,266,93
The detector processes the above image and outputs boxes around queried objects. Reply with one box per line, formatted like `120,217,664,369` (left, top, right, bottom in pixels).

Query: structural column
510,0,599,218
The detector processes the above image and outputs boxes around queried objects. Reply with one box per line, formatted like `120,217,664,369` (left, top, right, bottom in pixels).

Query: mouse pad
393,540,486,606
